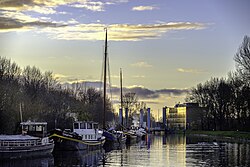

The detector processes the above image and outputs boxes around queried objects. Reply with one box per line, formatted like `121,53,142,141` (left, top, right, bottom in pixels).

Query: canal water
1,134,250,166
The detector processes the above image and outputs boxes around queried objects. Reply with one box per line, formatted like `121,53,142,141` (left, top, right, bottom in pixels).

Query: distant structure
166,103,206,131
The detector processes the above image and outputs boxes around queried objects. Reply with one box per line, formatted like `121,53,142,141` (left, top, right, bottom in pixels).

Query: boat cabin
0,121,52,150
20,121,48,138
73,122,102,141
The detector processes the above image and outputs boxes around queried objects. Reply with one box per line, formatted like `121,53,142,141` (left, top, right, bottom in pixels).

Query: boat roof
20,122,47,125
0,135,40,141
74,121,98,124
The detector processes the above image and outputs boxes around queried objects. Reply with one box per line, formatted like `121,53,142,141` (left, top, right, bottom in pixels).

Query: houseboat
49,121,105,151
0,121,54,159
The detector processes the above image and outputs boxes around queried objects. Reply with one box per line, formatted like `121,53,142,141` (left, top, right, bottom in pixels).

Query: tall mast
120,68,123,126
19,103,23,122
120,68,123,108
103,28,108,129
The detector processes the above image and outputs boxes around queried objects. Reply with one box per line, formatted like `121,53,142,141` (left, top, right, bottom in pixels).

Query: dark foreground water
1,134,250,167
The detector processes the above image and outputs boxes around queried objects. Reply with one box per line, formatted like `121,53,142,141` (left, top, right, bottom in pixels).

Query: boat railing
0,139,42,147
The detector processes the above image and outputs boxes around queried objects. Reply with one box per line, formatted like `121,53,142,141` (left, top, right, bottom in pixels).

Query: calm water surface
99,134,250,167
1,134,250,167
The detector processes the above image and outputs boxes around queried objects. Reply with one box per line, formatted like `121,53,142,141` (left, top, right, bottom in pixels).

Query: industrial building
166,103,206,131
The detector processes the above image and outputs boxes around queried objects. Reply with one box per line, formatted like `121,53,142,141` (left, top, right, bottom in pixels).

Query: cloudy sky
1,0,250,115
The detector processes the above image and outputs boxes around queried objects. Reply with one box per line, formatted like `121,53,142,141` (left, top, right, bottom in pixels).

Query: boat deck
0,135,39,141
0,135,42,148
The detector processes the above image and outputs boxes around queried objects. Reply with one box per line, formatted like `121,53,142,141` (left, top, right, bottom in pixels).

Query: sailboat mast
19,103,23,122
120,68,123,108
120,68,123,126
103,28,108,129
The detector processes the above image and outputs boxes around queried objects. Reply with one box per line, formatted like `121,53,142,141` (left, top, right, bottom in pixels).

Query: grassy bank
186,130,250,140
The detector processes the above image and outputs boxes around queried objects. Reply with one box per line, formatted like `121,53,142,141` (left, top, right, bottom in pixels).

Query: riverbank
186,130,250,143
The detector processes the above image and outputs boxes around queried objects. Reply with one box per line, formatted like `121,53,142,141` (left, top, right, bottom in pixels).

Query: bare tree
123,92,137,111
234,36,250,82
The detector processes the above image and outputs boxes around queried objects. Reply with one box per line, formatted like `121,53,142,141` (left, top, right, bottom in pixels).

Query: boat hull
0,143,54,159
103,131,126,151
50,133,105,151
126,134,137,144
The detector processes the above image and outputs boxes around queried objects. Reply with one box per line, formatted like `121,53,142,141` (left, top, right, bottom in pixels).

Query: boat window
74,123,79,129
80,123,86,129
36,125,43,131
22,125,28,131
29,125,36,131
94,124,98,129
87,123,92,129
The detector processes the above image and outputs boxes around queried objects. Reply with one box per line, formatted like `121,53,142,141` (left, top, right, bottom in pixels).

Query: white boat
50,121,105,151
134,126,147,138
130,116,147,141
0,121,54,159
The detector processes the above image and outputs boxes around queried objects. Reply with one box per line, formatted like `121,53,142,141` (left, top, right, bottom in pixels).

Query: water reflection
53,149,103,166
1,135,249,166
99,134,250,167
157,134,186,166
186,135,250,166
99,134,186,167
0,155,54,167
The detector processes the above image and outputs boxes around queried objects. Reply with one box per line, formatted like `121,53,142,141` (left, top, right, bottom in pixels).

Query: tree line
0,57,114,134
186,36,250,131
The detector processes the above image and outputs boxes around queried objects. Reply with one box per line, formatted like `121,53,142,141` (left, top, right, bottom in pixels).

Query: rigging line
98,46,105,126
99,46,105,91
107,54,113,105
107,53,117,123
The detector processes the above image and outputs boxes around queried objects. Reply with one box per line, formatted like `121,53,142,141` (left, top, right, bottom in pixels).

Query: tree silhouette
187,36,250,131
0,56,114,134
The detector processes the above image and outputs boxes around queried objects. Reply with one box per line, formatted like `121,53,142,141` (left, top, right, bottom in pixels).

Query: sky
1,0,250,117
